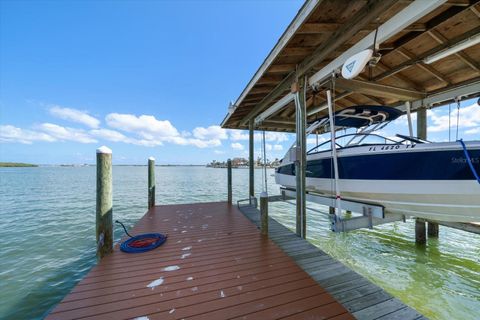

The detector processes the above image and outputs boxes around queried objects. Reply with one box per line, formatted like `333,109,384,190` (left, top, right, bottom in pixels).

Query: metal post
329,206,336,231
96,146,113,259
293,78,307,239
148,157,155,209
405,101,414,137
327,89,342,220
249,120,255,199
227,159,232,204
260,191,268,236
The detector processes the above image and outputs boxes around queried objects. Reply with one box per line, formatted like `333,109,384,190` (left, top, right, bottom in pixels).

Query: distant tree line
0,162,38,167
207,157,280,168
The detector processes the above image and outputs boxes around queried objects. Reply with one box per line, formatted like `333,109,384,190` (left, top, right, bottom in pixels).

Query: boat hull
276,141,480,222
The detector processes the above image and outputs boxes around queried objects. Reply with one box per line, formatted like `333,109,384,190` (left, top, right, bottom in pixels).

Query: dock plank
46,202,352,320
239,205,427,320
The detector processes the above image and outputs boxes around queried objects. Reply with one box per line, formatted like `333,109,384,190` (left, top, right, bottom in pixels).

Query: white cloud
105,113,222,148
0,125,56,144
465,127,480,135
231,142,244,150
192,125,228,140
89,128,162,146
273,144,283,151
187,138,221,148
132,139,163,147
229,130,249,141
307,136,326,145
106,113,179,139
428,103,480,133
90,128,128,142
214,150,225,154
39,123,97,143
264,132,289,142
159,136,219,148
393,113,417,126
265,143,273,151
50,106,100,128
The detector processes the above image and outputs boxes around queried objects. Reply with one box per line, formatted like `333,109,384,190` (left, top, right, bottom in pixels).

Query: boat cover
318,105,404,128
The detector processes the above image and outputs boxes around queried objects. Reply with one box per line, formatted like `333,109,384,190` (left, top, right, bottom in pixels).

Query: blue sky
1,1,479,165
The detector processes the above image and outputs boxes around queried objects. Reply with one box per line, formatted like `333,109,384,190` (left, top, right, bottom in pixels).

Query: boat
275,105,480,222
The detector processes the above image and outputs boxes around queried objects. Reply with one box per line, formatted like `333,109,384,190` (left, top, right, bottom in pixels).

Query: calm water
0,166,479,319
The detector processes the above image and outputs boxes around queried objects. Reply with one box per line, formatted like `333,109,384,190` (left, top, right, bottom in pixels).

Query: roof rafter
427,29,480,72
334,78,426,100
239,0,397,126
396,47,451,85
373,26,480,82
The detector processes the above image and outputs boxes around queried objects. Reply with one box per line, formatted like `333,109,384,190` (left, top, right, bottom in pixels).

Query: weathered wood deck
239,205,427,320
47,202,354,320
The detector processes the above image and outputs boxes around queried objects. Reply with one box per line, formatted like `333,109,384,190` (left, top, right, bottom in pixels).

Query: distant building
232,157,248,167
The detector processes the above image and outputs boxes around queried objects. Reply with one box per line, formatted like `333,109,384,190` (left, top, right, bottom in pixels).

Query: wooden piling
415,219,426,244
260,192,268,235
428,222,439,237
294,78,307,239
227,159,232,204
249,120,254,198
96,146,113,259
417,107,439,237
417,107,427,141
148,157,155,209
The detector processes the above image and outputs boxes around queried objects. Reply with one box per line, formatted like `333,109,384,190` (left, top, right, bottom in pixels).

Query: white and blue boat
275,106,480,222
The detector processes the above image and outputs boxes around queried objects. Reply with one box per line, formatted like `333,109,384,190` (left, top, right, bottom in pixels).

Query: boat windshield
307,133,401,154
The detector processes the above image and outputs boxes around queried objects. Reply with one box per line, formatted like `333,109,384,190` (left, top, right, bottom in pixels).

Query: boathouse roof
221,0,480,132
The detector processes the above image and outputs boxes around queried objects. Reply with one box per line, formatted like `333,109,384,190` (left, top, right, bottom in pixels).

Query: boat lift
277,187,406,232
222,0,480,241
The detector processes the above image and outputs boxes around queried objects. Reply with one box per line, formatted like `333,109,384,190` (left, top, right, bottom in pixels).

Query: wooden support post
415,219,426,244
417,107,427,140
96,146,113,259
148,157,155,209
428,222,439,237
260,192,268,236
227,159,232,205
294,77,307,239
417,107,439,237
249,120,255,199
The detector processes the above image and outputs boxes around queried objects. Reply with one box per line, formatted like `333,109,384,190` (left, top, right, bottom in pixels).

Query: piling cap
260,191,268,198
148,157,155,161
96,146,112,154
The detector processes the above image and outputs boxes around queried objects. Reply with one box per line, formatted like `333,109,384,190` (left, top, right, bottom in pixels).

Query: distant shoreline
0,162,38,167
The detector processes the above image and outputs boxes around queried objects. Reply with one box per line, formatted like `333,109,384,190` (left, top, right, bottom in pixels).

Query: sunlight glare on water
0,166,479,319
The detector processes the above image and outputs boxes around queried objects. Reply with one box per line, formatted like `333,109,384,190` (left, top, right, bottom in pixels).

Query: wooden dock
47,202,354,320
240,205,427,320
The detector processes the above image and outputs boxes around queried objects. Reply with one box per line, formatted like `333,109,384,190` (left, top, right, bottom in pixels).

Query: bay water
0,166,478,319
